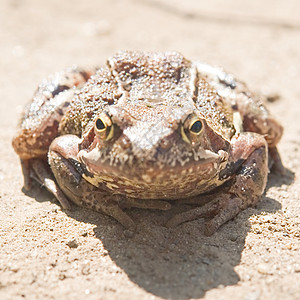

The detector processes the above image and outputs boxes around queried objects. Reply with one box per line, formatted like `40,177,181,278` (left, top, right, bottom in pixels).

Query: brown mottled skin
12,51,283,235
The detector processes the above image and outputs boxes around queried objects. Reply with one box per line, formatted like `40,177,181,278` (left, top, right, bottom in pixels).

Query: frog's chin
77,147,226,198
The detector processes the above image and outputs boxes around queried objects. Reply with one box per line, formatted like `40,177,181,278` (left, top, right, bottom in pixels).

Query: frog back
60,51,236,143
108,50,236,142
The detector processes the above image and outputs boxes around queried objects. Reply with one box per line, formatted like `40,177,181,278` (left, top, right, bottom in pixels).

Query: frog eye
189,120,203,135
181,115,204,144
94,113,114,141
95,118,106,131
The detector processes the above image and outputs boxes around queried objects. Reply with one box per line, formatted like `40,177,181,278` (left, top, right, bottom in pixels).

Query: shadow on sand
24,167,293,299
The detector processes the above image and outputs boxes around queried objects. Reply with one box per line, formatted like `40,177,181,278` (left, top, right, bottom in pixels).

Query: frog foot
80,192,171,231
166,195,242,236
167,137,268,235
269,146,285,174
48,135,172,231
21,158,72,210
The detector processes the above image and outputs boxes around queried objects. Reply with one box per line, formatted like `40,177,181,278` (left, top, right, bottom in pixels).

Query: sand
1,0,300,299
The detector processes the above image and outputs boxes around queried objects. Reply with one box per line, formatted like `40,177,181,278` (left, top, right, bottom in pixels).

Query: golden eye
189,120,203,135
181,114,203,144
95,118,106,131
94,113,114,140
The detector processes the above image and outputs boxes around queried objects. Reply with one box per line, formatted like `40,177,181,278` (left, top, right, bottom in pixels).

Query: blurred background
3,0,299,82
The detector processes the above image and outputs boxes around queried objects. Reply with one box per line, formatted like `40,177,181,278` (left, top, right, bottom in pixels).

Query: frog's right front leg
48,135,137,230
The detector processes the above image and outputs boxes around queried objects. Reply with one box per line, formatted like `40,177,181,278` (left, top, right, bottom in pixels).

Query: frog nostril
158,138,172,153
79,128,95,151
119,135,131,150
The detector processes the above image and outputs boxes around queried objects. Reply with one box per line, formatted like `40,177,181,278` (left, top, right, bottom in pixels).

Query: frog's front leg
48,135,138,230
167,132,268,236
29,159,71,209
49,135,172,229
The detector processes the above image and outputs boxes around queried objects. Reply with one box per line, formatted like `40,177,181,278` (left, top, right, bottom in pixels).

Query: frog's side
12,51,283,235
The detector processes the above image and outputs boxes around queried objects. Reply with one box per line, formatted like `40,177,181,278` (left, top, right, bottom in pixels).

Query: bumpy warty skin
58,51,233,199
12,50,283,233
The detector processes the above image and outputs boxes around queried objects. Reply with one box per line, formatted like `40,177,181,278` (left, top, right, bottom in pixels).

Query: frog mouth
77,148,225,199
77,147,224,185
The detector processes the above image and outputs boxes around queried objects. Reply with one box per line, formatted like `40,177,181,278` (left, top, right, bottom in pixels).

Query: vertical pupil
190,120,202,133
96,119,106,130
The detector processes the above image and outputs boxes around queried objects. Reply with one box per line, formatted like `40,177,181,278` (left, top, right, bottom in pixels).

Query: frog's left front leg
167,132,268,235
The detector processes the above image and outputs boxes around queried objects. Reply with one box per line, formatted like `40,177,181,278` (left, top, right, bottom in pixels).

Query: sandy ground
1,0,300,299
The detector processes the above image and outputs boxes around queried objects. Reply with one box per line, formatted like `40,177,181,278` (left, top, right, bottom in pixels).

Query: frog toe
166,195,242,235
166,197,220,228
269,147,285,175
31,159,72,210
202,196,242,236
100,202,137,231
20,159,32,191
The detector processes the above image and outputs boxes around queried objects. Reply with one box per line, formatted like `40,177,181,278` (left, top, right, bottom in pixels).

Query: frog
12,51,283,235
